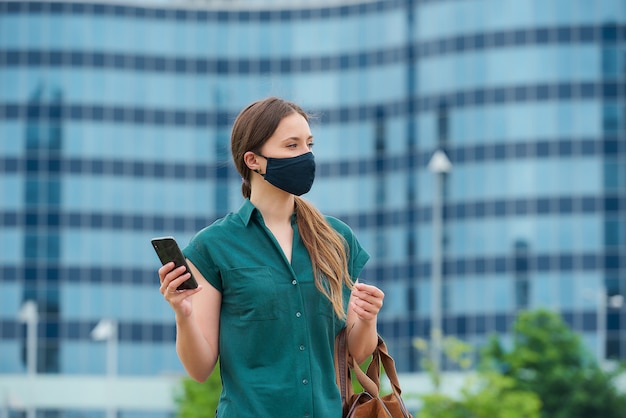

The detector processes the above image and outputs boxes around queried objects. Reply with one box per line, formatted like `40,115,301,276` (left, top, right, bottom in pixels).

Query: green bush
414,334,541,418
419,371,541,418
174,364,222,418
483,309,626,418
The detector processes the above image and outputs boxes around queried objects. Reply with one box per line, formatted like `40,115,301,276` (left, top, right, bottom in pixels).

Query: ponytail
242,178,252,199
295,196,352,319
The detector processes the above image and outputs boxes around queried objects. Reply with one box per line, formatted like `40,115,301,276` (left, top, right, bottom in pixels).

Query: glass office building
0,0,624,415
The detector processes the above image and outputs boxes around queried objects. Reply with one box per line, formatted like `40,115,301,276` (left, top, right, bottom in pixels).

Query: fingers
158,262,177,282
162,272,190,294
351,283,384,321
353,283,385,308
159,263,198,297
159,263,181,289
354,282,384,299
158,263,201,320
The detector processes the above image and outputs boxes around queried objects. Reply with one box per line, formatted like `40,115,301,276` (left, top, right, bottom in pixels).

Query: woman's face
259,112,314,159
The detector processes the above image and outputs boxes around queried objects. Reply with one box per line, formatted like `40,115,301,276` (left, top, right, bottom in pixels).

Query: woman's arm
345,282,384,364
159,260,221,382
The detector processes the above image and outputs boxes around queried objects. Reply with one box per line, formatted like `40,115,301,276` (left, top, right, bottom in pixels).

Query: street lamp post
18,300,38,376
92,319,118,418
427,150,452,383
18,300,38,418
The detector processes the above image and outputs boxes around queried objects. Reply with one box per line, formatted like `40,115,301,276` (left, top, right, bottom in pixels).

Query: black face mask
258,152,316,196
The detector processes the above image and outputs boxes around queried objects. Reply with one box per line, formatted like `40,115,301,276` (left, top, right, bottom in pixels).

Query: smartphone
151,236,198,290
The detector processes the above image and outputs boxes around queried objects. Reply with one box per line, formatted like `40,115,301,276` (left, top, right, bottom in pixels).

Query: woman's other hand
350,282,384,322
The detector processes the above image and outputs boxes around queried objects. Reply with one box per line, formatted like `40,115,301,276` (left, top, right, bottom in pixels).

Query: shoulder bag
334,328,413,418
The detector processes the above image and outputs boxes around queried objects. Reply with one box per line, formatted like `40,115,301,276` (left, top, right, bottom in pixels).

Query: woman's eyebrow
281,135,314,142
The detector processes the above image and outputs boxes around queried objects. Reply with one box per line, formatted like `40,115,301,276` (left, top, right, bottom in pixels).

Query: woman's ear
243,151,262,172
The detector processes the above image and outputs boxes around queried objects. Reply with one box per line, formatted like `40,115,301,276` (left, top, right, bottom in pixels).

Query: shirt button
299,345,305,351
304,413,310,417
292,279,297,285
302,379,309,385
296,312,302,318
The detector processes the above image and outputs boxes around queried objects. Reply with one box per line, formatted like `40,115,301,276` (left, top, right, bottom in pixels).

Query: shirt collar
236,199,297,226
237,199,257,226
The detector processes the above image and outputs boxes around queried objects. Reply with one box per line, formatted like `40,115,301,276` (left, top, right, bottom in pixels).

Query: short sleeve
182,228,222,293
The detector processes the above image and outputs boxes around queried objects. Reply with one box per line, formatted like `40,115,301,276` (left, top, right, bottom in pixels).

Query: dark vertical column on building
436,102,450,216
436,103,449,153
600,23,625,360
21,85,63,373
405,0,418,371
514,240,530,310
374,105,387,260
214,89,230,216
405,0,417,261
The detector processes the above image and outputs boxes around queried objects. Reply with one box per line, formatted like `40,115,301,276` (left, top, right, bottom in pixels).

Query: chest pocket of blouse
318,293,335,318
223,266,279,321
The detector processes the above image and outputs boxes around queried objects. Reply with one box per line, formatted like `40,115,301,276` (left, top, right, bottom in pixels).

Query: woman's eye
308,142,315,149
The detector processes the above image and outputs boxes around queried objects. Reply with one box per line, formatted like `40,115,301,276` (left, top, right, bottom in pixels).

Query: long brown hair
231,97,352,319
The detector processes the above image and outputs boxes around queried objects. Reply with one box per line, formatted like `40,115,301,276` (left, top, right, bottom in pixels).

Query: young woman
159,97,384,417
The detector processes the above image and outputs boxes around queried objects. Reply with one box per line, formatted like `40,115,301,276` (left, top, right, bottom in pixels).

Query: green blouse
183,199,369,418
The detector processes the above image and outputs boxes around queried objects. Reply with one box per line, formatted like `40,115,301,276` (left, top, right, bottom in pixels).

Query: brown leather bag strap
351,336,404,398
365,338,382,387
336,330,412,418
350,355,380,396
374,337,404,396
335,328,353,410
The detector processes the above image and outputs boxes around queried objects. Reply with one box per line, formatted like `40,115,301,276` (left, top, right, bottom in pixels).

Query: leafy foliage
482,309,626,418
414,333,541,418
419,371,541,418
174,364,222,418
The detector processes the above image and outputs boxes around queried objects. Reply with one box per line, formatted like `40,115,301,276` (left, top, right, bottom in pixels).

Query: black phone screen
151,236,198,290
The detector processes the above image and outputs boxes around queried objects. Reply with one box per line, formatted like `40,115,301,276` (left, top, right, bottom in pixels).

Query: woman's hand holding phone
158,262,202,318
152,236,202,318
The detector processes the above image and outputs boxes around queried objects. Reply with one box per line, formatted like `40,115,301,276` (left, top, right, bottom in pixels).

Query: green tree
174,364,222,418
483,309,626,418
418,372,541,418
414,335,541,418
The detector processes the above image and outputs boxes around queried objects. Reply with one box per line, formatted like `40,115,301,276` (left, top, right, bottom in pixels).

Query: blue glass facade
0,0,625,414
412,0,626,371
